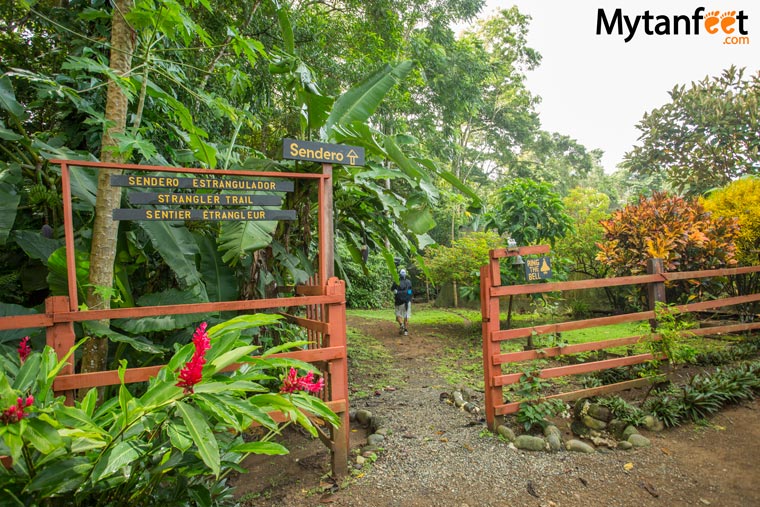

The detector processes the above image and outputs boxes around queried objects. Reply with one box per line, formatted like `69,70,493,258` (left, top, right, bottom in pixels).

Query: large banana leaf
0,76,25,118
47,247,90,304
138,221,203,290
13,230,64,265
218,220,278,266
0,181,20,245
325,61,414,134
195,234,237,302
112,285,210,334
0,162,22,245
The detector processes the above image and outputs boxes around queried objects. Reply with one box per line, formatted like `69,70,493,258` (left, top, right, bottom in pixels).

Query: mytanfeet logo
597,7,750,44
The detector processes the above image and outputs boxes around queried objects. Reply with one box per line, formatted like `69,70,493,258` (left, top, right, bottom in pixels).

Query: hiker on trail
392,268,413,336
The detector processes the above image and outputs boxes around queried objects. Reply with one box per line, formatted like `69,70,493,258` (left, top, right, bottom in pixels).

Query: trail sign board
110,174,295,222
524,256,552,281
283,138,364,166
111,175,293,192
112,209,295,221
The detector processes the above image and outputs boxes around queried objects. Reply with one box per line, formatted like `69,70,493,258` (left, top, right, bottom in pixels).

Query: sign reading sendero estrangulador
282,138,364,166
110,174,295,222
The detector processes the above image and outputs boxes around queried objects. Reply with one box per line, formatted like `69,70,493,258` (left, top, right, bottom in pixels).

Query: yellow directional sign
524,256,552,281
283,138,365,166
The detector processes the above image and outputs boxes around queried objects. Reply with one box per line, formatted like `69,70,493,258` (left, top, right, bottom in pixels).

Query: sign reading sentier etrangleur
110,174,295,222
283,138,365,166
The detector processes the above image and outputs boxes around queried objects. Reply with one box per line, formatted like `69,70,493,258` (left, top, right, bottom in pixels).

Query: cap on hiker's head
399,268,407,278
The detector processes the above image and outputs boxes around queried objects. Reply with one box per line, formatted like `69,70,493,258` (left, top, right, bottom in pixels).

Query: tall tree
80,0,135,375
623,66,760,196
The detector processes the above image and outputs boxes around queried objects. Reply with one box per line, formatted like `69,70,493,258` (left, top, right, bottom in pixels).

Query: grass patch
348,305,479,326
346,327,404,398
432,331,485,390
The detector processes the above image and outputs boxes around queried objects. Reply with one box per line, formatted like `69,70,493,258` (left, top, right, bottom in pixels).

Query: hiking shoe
398,326,404,335
403,328,408,336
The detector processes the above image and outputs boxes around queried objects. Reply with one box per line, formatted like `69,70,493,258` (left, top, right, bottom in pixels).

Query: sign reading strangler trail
110,173,295,222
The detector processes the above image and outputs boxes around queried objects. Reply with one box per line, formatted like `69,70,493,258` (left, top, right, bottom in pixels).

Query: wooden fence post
46,296,76,404
481,264,502,430
647,258,666,330
324,277,348,477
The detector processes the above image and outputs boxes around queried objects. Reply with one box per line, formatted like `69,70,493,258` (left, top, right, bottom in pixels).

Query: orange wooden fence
481,246,760,430
0,280,350,475
0,159,351,476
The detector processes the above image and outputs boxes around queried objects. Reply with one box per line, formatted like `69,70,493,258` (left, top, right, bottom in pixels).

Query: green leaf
176,400,220,476
12,352,41,392
26,458,92,496
0,182,20,245
219,396,277,430
326,61,414,134
401,205,436,235
82,320,164,354
0,77,25,118
289,392,341,428
64,164,99,208
261,340,309,357
24,418,63,455
206,313,282,341
139,379,182,409
90,441,142,483
12,230,64,265
138,221,204,289
46,246,89,302
78,388,99,417
113,285,210,334
0,127,22,141
167,422,193,451
196,234,237,303
218,220,278,266
229,441,289,455
205,345,258,376
54,405,107,434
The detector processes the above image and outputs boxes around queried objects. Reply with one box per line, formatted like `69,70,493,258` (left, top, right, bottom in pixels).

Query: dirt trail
233,315,760,507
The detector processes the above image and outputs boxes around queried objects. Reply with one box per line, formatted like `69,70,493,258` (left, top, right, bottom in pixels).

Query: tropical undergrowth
0,314,338,506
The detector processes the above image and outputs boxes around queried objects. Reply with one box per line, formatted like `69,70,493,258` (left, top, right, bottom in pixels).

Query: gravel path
239,317,760,507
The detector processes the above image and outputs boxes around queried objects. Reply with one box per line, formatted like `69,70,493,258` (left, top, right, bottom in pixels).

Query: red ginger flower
18,336,31,364
2,396,34,425
176,322,211,394
280,367,325,394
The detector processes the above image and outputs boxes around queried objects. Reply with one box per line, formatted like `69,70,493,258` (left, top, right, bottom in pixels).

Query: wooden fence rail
0,278,350,476
481,247,760,430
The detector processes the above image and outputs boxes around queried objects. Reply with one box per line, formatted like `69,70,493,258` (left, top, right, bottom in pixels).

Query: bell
512,255,525,266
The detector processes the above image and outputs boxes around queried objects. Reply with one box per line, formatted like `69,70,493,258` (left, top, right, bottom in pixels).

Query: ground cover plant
0,315,338,506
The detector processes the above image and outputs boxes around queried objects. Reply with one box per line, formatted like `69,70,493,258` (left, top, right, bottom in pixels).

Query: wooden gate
480,246,760,430
0,160,350,475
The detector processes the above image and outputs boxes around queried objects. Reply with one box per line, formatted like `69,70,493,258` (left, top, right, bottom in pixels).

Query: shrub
515,399,566,432
702,176,760,265
596,395,646,426
422,231,503,290
338,244,394,309
642,361,760,428
0,315,338,506
597,192,739,302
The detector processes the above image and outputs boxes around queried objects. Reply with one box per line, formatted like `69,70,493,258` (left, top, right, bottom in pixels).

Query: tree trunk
79,0,135,377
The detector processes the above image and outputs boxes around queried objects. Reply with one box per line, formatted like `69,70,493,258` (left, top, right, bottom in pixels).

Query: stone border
496,399,662,453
